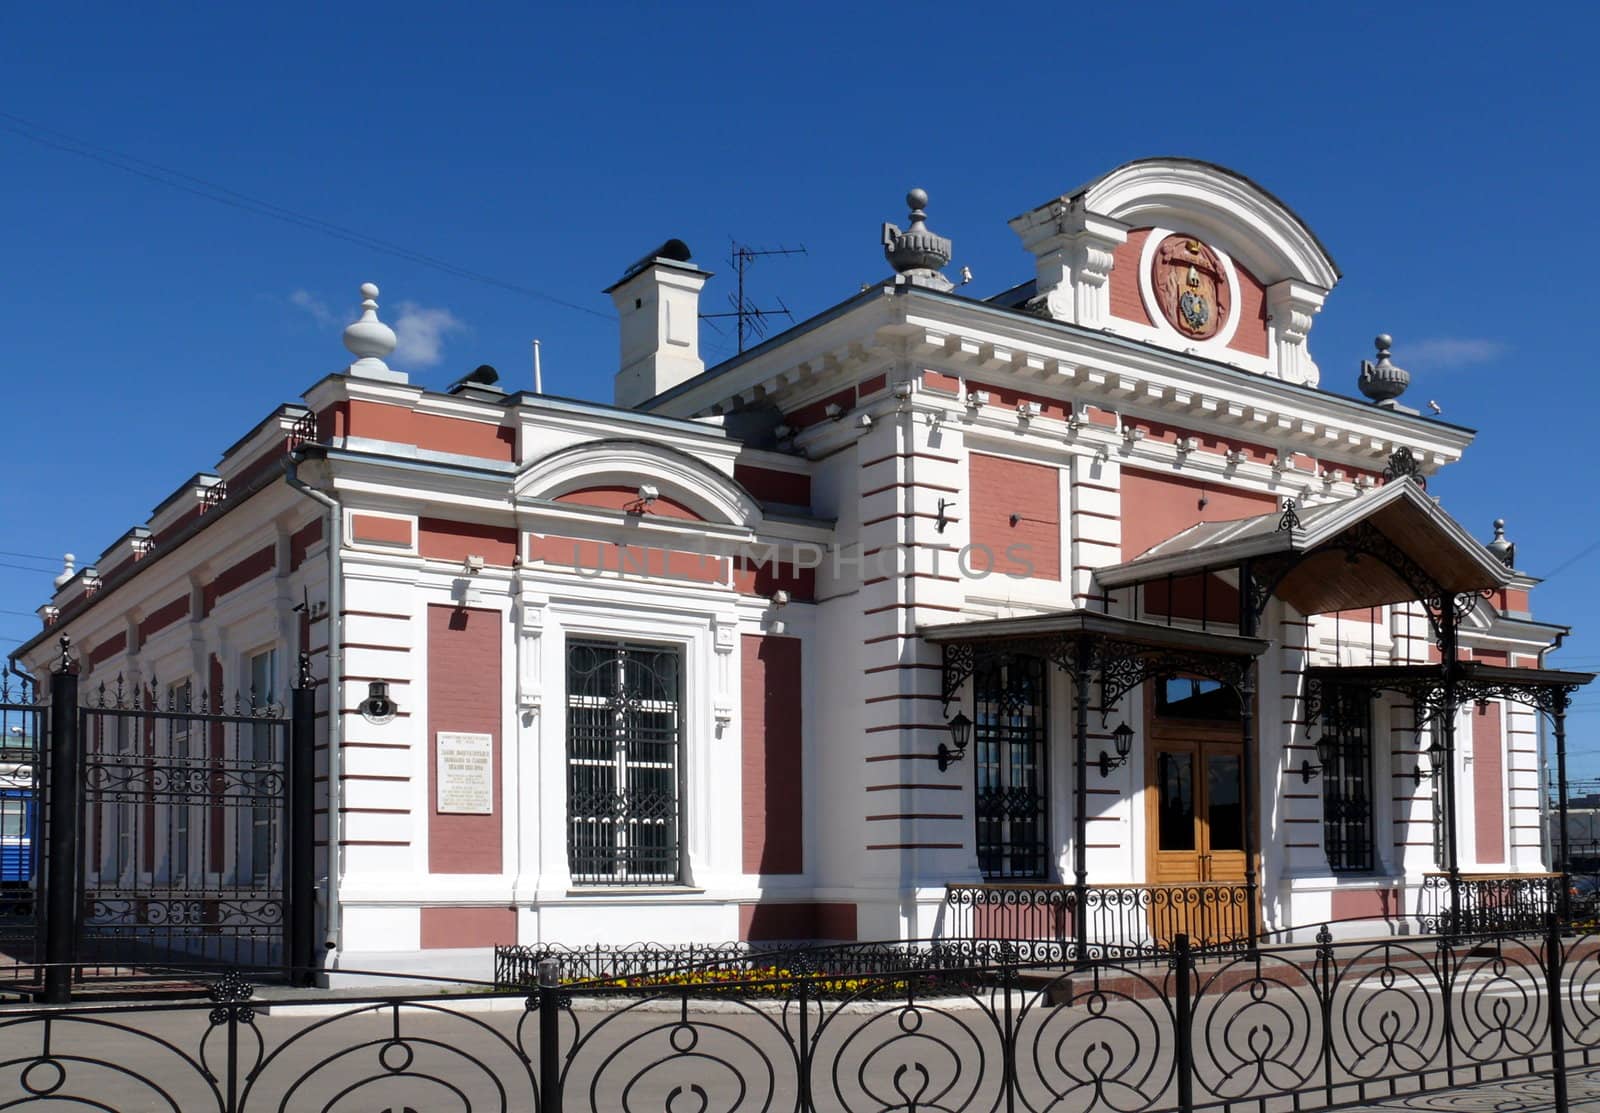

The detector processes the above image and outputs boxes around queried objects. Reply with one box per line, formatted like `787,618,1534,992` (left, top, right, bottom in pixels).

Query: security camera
771,589,790,607
463,554,485,574
637,484,659,503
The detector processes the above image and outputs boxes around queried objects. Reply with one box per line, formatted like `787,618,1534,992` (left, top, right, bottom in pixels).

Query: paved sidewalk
1365,1066,1600,1111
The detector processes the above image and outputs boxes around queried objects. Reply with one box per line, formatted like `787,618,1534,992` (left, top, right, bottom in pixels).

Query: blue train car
0,785,36,885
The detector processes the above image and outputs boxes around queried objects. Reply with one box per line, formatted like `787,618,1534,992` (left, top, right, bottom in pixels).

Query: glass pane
1157,751,1195,851
1207,754,1243,851
1157,676,1241,721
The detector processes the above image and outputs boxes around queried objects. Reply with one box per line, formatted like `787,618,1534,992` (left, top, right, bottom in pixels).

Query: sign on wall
436,731,494,814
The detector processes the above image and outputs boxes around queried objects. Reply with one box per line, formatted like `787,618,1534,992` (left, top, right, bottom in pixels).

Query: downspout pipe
283,449,345,957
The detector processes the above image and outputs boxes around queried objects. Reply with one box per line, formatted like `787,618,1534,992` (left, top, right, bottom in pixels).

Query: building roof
918,609,1269,659
1095,478,1515,614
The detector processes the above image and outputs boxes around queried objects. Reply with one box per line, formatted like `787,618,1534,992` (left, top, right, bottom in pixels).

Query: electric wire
0,110,613,322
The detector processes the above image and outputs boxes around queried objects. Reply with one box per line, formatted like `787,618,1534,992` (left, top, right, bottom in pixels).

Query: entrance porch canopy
1095,477,1515,625
920,610,1270,956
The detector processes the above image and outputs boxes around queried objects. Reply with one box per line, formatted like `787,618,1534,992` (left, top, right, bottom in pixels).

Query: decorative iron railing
942,881,1254,960
4,921,1597,1112
1420,871,1564,936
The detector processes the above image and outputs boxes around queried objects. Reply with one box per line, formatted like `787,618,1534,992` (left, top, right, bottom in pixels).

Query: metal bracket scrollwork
1096,646,1250,727
1382,446,1427,490
1277,498,1302,533
940,642,976,717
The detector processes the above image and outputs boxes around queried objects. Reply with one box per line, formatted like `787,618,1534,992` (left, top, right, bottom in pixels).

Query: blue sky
2,3,1598,767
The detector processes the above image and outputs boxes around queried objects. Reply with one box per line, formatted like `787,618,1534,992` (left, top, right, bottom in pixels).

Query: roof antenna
532,339,543,394
699,241,806,354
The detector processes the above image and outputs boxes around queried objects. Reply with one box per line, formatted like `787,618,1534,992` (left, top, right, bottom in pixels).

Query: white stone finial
53,553,75,591
342,281,404,382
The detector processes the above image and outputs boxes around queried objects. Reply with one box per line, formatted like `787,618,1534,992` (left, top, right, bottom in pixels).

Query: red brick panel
734,463,811,507
322,399,515,463
290,518,323,571
1473,702,1505,865
210,545,277,606
738,901,856,941
1109,228,1155,325
89,632,127,667
785,386,857,431
427,605,503,875
419,518,519,566
350,514,414,546
554,486,703,521
732,556,816,601
968,453,1060,580
139,595,190,642
742,635,803,875
420,906,516,949
1227,258,1270,358
1120,468,1278,560
1330,888,1401,921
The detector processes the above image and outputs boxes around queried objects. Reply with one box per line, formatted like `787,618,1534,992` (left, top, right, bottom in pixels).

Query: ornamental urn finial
1358,332,1411,406
53,553,75,591
882,188,954,291
1486,518,1517,569
342,282,402,381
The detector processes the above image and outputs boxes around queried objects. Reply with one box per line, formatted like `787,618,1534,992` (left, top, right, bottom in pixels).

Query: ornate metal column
1237,561,1261,950
1554,689,1572,923
1072,644,1091,963
1438,592,1463,935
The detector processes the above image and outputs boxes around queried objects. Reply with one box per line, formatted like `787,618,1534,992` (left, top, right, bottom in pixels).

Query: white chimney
607,240,710,408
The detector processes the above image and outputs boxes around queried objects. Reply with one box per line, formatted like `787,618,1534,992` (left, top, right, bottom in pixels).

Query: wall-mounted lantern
938,712,973,772
1097,721,1135,777
1300,734,1337,783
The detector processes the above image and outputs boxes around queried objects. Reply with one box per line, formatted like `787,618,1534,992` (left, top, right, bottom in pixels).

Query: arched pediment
514,438,761,528
1078,158,1339,290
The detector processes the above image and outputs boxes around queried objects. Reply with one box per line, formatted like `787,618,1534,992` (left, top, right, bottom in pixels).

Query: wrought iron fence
942,881,1254,961
1420,872,1564,937
2,919,1596,1112
495,939,973,990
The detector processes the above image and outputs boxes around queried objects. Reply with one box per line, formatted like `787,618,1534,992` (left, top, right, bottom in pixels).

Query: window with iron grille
566,639,683,886
1322,685,1376,873
974,653,1048,880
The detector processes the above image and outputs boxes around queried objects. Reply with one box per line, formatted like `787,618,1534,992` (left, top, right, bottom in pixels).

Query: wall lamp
939,712,973,772
1409,740,1447,786
359,680,397,725
936,498,955,533
1097,722,1135,777
1300,735,1337,783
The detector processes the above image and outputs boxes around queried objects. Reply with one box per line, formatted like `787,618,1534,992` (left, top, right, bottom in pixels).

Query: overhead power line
0,550,58,564
0,110,612,322
1539,536,1600,583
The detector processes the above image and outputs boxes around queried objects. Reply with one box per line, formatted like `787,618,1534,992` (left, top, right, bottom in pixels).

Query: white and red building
14,159,1587,978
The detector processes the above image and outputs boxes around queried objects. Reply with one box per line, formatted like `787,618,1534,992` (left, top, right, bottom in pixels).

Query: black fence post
1174,933,1194,1113
796,963,812,1113
42,645,80,1004
539,957,563,1113
288,655,317,986
1547,914,1568,1113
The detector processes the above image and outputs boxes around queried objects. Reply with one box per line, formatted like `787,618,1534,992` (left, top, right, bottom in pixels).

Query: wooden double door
1145,734,1251,946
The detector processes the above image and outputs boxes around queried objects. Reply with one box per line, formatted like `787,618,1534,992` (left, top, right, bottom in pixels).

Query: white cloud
288,288,336,326
1403,337,1507,370
392,302,467,367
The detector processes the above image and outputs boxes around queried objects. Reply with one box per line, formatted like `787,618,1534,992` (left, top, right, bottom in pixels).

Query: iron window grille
973,653,1049,881
566,639,684,886
1321,685,1376,873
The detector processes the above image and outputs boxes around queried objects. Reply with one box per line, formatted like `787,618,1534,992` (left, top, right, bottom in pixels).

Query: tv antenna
700,241,806,354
